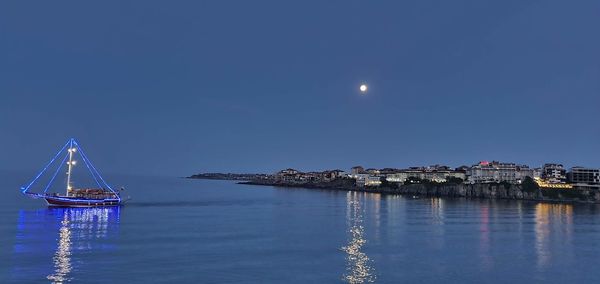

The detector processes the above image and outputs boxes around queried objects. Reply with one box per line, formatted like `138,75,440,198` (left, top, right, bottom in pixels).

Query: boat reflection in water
341,192,375,283
14,207,120,283
48,213,72,283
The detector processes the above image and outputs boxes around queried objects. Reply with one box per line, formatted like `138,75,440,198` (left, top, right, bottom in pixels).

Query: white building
386,169,466,184
533,168,543,179
386,172,409,183
355,174,381,187
364,176,382,187
516,166,534,183
467,161,533,184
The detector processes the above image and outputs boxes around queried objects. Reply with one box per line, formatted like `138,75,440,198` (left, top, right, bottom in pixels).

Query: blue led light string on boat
43,153,70,194
72,140,120,201
74,143,103,189
21,139,70,194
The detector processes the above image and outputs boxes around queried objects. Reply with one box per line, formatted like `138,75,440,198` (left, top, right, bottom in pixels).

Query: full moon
359,84,368,93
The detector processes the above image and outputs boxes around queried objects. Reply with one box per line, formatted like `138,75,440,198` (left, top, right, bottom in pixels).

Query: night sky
1,1,598,176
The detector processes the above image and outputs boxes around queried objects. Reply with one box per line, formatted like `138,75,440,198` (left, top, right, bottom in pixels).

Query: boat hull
44,196,120,207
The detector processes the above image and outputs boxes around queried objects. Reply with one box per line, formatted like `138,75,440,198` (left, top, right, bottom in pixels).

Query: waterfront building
385,167,466,183
533,168,543,179
516,166,534,183
364,175,382,187
455,165,470,173
274,168,351,184
445,171,467,181
542,164,567,184
386,172,408,183
274,169,339,184
330,170,349,179
361,175,381,186
427,165,452,171
275,169,300,183
379,168,401,175
351,166,365,177
568,167,600,190
467,161,533,184
320,170,348,181
278,168,299,175
355,174,381,187
422,171,452,183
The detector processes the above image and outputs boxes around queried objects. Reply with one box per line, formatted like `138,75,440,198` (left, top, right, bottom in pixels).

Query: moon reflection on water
342,192,375,283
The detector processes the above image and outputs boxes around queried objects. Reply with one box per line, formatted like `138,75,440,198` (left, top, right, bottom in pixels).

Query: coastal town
266,162,599,190
190,161,600,202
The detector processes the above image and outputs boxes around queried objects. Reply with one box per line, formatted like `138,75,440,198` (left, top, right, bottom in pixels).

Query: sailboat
21,138,125,207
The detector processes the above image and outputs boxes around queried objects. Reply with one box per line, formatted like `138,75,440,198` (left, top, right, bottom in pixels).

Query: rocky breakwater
376,183,542,199
358,183,599,203
242,178,600,203
241,177,358,190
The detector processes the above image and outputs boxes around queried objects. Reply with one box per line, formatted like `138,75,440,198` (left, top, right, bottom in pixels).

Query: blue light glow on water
10,207,120,283
2,172,600,283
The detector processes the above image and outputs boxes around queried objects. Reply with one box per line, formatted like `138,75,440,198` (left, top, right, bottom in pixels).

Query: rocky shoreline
187,173,269,180
239,179,600,204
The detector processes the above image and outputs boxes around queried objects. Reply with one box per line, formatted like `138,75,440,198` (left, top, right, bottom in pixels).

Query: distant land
188,163,600,204
187,172,268,181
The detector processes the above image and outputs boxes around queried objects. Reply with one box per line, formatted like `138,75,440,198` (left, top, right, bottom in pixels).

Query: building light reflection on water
534,203,573,270
342,192,376,283
427,198,445,251
479,205,492,270
429,198,444,225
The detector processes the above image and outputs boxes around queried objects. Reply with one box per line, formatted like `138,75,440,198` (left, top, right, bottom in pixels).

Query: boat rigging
21,138,127,207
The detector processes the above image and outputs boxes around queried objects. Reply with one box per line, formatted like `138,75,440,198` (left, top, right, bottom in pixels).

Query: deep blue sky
1,1,598,176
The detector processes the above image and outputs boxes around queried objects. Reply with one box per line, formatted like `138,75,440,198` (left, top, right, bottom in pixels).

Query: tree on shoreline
522,176,539,193
380,177,399,189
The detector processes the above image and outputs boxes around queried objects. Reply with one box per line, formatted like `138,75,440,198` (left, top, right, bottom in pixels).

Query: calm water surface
2,172,600,283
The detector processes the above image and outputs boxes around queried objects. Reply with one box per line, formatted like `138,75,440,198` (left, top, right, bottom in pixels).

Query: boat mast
66,139,76,196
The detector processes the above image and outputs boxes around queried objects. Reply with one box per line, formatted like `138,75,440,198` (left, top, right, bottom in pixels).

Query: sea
2,171,600,283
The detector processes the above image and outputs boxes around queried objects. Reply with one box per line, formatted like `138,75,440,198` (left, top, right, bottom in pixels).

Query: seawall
240,180,600,204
